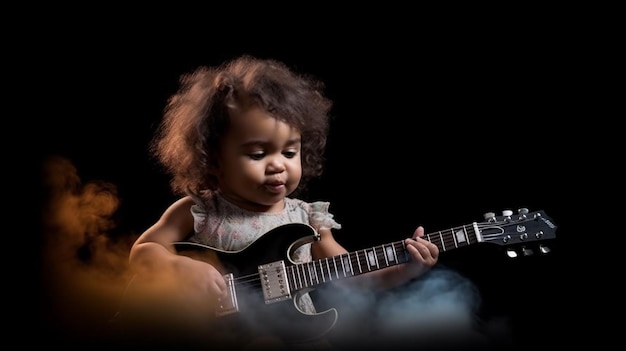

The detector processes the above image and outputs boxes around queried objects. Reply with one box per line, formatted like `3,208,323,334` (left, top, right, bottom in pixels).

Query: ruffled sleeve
308,201,342,231
189,194,208,234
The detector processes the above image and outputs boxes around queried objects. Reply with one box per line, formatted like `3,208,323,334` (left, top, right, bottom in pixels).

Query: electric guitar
119,209,557,345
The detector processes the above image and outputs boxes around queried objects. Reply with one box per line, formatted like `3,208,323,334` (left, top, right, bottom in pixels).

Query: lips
264,180,286,193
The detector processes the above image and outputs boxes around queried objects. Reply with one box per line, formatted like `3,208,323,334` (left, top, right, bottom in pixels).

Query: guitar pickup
215,273,239,316
258,261,292,304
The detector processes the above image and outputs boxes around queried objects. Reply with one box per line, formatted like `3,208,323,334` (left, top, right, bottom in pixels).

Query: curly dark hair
150,55,333,197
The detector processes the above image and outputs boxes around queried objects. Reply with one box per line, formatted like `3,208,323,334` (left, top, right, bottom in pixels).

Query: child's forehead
226,106,301,141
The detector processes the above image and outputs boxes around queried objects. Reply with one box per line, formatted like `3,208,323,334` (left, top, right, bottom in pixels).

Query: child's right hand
171,255,228,312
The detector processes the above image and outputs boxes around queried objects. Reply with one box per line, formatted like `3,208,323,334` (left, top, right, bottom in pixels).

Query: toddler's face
214,106,302,213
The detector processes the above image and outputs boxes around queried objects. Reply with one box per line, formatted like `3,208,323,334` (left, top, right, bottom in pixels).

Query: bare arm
129,196,195,274
128,196,227,304
310,226,439,291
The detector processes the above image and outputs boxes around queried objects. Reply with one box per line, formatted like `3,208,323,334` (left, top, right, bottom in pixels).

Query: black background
31,12,586,350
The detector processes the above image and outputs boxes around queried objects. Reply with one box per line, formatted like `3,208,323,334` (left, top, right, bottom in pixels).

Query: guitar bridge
258,261,291,304
215,273,238,316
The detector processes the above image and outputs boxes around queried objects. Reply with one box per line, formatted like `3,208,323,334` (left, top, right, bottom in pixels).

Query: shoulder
165,196,196,215
155,196,196,235
285,198,342,230
284,197,317,214
285,197,332,213
284,197,309,208
159,196,197,226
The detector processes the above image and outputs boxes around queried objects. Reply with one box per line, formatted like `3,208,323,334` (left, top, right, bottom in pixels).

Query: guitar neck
286,223,481,291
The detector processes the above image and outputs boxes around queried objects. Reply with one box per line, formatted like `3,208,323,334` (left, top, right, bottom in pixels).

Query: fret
356,251,363,274
401,241,409,262
306,263,313,287
299,263,309,287
322,258,330,281
341,254,354,276
467,225,478,244
365,249,374,271
395,241,409,265
379,246,387,267
333,256,343,278
333,255,346,279
300,262,311,286
377,245,386,267
325,258,332,281
425,233,440,252
312,260,320,284
288,265,297,290
443,229,457,252
471,222,482,243
374,248,381,270
453,226,465,248
451,227,458,248
332,256,339,279
459,225,470,247
317,259,325,282
370,248,378,269
369,248,376,267
438,231,446,251
373,248,380,269
382,244,390,267
317,259,326,283
295,263,303,289
391,242,400,264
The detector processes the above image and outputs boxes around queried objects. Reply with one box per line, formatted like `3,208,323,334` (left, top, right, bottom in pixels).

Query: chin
260,196,287,209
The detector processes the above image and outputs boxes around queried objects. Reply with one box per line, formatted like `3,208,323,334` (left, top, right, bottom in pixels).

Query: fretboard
286,223,480,291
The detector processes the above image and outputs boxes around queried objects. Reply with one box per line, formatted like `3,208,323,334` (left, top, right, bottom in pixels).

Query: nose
266,155,286,173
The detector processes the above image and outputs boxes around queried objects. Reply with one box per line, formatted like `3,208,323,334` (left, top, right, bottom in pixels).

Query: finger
217,277,228,294
413,238,439,259
407,238,438,261
412,226,425,239
206,271,227,295
405,242,425,261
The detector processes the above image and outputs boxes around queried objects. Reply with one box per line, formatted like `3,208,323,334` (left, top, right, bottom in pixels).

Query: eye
249,152,265,160
283,150,298,159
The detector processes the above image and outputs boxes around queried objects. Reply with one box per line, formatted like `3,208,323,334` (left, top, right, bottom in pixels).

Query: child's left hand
400,226,439,279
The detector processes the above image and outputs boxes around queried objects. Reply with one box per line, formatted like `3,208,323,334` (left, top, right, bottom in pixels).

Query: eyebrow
240,137,301,148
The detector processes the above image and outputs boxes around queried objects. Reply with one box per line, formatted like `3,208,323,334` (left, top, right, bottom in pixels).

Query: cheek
220,159,255,180
287,159,302,178
238,161,268,181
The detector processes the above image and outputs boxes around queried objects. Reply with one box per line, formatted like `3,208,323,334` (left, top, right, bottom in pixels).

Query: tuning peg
502,210,513,222
506,249,518,258
539,245,551,254
517,208,529,220
483,212,496,222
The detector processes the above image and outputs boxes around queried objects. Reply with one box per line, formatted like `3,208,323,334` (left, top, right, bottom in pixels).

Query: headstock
478,208,557,258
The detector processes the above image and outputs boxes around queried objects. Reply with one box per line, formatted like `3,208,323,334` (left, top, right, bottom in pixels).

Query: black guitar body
173,223,339,345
